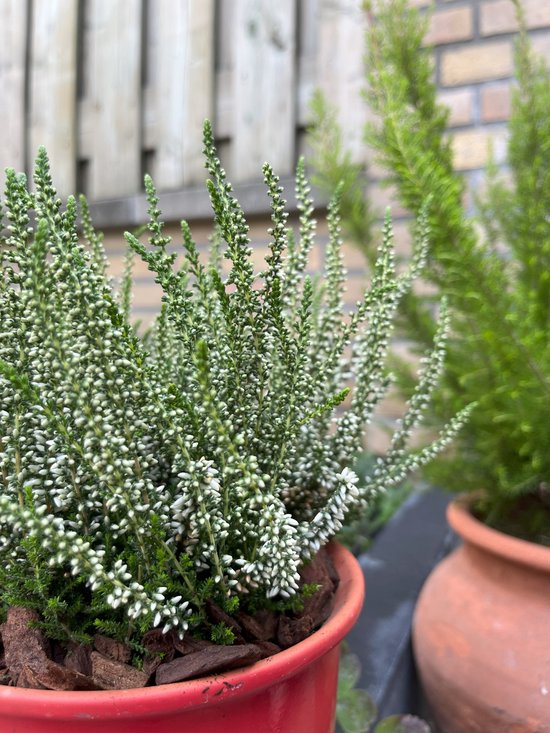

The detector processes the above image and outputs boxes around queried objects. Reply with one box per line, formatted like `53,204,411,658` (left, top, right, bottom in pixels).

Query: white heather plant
0,121,470,650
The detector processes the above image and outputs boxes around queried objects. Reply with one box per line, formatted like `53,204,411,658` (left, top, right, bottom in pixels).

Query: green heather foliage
313,0,550,535
308,89,377,260
0,122,468,644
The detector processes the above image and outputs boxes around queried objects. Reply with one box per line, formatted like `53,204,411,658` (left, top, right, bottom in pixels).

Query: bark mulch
0,547,338,690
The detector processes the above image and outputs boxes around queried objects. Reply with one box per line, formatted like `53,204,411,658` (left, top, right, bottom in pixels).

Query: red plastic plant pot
0,543,364,733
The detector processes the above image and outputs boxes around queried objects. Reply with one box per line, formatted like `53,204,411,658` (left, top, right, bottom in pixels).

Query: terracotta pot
0,543,363,733
413,497,550,733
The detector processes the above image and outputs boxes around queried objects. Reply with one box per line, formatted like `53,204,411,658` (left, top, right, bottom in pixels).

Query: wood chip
237,611,276,642
205,600,244,640
91,651,149,690
18,660,99,691
155,644,261,685
322,547,340,590
276,614,314,649
299,548,332,588
142,653,163,677
141,629,175,676
0,669,11,686
1,607,50,682
299,548,337,628
50,642,67,665
250,609,278,640
64,644,92,677
16,665,47,689
93,634,131,664
142,629,174,656
253,640,281,659
172,635,214,656
302,584,334,630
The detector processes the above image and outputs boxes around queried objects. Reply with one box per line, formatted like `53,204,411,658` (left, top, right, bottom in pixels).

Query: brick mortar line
434,24,550,51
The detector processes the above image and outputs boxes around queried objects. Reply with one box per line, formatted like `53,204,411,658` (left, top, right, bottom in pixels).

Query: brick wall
368,0,550,217
422,0,550,178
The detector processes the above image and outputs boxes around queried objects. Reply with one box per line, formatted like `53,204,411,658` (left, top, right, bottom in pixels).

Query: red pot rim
448,496,550,573
0,542,364,717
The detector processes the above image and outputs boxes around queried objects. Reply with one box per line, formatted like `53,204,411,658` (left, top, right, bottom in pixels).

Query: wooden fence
0,0,367,207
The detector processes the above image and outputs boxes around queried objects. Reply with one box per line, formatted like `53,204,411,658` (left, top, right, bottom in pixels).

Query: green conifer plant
311,0,550,543
0,121,469,651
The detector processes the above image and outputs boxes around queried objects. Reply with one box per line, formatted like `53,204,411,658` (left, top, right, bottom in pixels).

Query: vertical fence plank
214,0,235,142
0,0,367,206
317,0,367,163
232,0,297,181
81,0,142,199
145,0,214,190
0,0,27,183
182,0,215,185
297,0,318,128
28,0,78,196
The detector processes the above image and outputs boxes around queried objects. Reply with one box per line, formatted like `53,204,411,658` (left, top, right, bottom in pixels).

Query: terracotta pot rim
0,542,364,718
448,495,550,573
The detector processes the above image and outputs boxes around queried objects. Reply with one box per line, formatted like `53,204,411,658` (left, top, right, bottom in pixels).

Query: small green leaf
374,714,431,733
336,688,377,733
338,651,361,693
